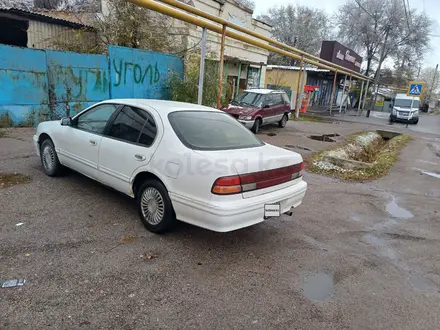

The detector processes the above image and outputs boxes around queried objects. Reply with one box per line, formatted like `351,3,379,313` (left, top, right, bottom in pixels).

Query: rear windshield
168,111,264,150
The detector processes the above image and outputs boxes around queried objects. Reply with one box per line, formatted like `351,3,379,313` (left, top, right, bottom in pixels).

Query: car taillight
211,163,304,195
211,176,242,195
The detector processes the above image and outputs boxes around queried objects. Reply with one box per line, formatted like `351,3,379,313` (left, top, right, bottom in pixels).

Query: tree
52,0,177,54
0,0,33,8
257,5,331,65
234,0,255,11
336,0,431,77
419,66,440,102
336,0,431,112
166,52,228,108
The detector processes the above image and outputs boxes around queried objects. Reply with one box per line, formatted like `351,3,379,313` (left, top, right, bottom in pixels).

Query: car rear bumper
33,135,40,156
169,180,307,232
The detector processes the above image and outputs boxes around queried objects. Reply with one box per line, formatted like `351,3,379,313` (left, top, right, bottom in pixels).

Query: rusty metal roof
0,6,92,29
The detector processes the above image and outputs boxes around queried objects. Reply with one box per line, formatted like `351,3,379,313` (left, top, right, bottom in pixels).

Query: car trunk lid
195,144,304,198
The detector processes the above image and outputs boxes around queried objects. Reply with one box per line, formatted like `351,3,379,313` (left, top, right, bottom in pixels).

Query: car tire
413,118,419,124
278,114,288,128
40,138,63,177
251,118,261,134
137,179,175,233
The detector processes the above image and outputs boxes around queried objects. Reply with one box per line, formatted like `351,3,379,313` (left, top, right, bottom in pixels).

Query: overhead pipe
217,25,227,109
151,0,370,81
126,0,369,80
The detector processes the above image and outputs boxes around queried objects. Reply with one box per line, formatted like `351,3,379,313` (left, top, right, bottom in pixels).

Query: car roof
395,93,419,100
100,99,220,115
243,89,285,94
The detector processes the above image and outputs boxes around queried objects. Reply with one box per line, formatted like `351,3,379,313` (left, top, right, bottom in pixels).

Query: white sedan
33,99,307,233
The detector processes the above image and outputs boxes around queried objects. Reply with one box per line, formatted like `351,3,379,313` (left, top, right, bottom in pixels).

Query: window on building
0,17,28,47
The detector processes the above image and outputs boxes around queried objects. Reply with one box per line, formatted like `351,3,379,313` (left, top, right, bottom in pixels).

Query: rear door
98,105,160,195
270,93,286,123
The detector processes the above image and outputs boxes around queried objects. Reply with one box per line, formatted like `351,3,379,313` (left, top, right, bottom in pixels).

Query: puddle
363,234,386,247
303,273,334,302
309,134,340,142
363,234,397,260
422,171,440,179
386,198,414,219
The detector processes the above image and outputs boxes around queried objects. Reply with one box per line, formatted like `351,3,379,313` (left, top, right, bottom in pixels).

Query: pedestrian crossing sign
406,81,425,97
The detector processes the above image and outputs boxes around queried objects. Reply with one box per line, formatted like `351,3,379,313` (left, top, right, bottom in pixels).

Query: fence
0,44,183,127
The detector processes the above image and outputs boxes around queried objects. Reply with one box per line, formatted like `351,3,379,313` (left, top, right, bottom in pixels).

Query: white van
389,93,419,124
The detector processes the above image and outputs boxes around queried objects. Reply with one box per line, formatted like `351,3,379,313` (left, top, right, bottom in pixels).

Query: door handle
89,140,97,146
134,154,146,161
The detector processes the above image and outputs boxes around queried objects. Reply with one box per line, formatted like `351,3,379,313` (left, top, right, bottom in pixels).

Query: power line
353,0,374,19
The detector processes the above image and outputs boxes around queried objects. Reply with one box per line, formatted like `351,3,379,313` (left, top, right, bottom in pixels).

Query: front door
262,94,275,124
57,103,120,179
98,105,160,195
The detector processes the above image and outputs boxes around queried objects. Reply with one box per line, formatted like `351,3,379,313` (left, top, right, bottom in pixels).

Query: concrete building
266,65,344,109
0,6,96,50
171,0,272,100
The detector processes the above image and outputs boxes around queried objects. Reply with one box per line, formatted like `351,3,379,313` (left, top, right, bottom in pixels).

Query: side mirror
389,104,392,109
61,117,72,126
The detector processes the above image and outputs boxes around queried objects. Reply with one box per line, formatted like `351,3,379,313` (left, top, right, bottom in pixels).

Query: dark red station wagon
221,89,291,133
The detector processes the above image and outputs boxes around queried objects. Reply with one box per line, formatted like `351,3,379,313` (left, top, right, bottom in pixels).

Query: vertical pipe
358,81,364,113
339,75,347,113
295,57,304,112
217,24,227,109
295,66,306,119
329,71,338,116
258,62,263,88
236,62,242,97
197,27,207,105
348,75,352,111
362,80,370,113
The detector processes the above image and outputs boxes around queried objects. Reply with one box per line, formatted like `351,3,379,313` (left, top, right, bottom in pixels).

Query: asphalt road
1,121,440,329
331,111,440,135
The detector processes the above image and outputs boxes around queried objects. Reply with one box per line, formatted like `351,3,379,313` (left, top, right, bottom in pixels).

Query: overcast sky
253,0,440,69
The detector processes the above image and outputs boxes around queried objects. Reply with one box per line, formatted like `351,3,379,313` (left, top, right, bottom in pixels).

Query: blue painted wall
46,50,110,118
0,45,50,126
0,44,183,126
109,46,183,100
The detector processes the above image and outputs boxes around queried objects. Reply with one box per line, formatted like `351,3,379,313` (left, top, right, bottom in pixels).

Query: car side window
273,94,284,105
281,93,290,104
107,106,148,143
138,112,157,147
264,95,274,107
75,104,119,134
107,106,157,146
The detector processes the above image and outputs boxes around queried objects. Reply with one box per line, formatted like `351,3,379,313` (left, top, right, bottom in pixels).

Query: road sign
406,81,425,97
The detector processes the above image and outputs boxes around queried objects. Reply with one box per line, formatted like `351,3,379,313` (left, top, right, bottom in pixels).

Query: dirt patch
383,233,426,241
306,131,412,181
0,173,31,188
267,132,277,137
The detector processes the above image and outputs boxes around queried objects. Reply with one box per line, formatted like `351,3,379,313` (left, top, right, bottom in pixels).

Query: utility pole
367,28,390,117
